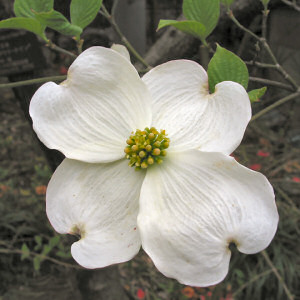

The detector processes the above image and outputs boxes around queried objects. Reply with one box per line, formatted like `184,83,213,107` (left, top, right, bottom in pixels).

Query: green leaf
261,0,270,6
56,250,72,258
157,20,206,43
14,0,54,18
34,235,42,251
0,17,47,40
220,0,235,8
70,0,103,30
21,243,30,261
33,256,41,271
183,0,220,38
207,44,249,93
49,236,60,248
33,9,82,37
42,245,52,256
248,87,267,102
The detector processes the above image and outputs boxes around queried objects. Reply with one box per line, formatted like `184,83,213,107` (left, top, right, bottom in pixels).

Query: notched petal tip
69,223,86,239
138,150,278,286
29,46,152,163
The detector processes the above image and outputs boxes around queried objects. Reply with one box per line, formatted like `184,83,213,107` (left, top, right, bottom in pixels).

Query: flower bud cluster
124,127,170,170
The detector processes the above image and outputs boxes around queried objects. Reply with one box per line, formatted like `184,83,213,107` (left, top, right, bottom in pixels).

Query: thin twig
111,0,120,16
261,250,295,300
250,92,300,122
228,10,299,90
0,75,67,89
273,185,300,215
249,77,294,91
0,248,82,269
281,0,300,11
246,61,278,69
232,269,272,297
46,40,77,59
261,7,269,41
100,4,151,70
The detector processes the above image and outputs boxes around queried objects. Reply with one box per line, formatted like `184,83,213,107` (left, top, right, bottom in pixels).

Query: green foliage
207,44,249,93
248,87,267,102
157,20,206,41
0,17,47,40
1,0,94,40
14,0,54,18
261,0,270,6
183,0,220,38
70,0,103,30
34,235,42,251
33,256,41,271
157,0,220,44
21,243,30,261
220,0,235,8
49,236,60,248
33,10,82,37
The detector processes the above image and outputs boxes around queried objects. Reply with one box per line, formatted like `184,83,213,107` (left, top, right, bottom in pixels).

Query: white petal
111,44,131,61
138,150,278,286
199,82,251,154
46,158,144,268
142,60,251,155
30,46,152,163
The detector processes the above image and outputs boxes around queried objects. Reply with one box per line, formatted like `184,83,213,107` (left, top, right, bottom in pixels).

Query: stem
76,38,84,54
232,269,272,297
281,0,300,12
0,248,81,269
262,7,269,41
249,77,294,91
228,10,299,90
0,75,67,89
46,40,77,59
246,61,278,69
274,185,300,215
251,92,300,122
261,250,295,300
100,4,151,70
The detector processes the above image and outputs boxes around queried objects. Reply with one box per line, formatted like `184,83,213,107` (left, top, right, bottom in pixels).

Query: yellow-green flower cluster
124,127,170,170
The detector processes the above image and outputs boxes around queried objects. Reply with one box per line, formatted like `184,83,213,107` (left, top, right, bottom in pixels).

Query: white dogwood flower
29,46,278,286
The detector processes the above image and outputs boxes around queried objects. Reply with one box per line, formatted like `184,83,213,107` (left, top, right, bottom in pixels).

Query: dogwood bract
29,46,278,286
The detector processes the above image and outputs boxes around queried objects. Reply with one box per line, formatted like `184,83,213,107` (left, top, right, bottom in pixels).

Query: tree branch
251,92,300,122
100,4,151,70
261,250,295,300
249,77,295,91
0,248,81,269
0,76,67,89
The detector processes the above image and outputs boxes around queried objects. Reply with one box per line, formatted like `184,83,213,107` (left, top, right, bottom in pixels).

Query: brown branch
249,77,295,91
251,92,300,122
0,248,82,269
261,250,295,300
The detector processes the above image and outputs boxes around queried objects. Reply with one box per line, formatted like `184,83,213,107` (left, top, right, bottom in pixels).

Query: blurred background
0,0,299,299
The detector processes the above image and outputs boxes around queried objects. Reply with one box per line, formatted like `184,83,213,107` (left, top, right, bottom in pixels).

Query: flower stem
0,75,67,89
100,4,151,70
46,40,77,59
250,91,300,122
261,250,295,300
232,269,272,298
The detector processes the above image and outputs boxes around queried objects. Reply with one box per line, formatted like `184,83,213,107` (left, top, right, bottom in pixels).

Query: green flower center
124,127,170,170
